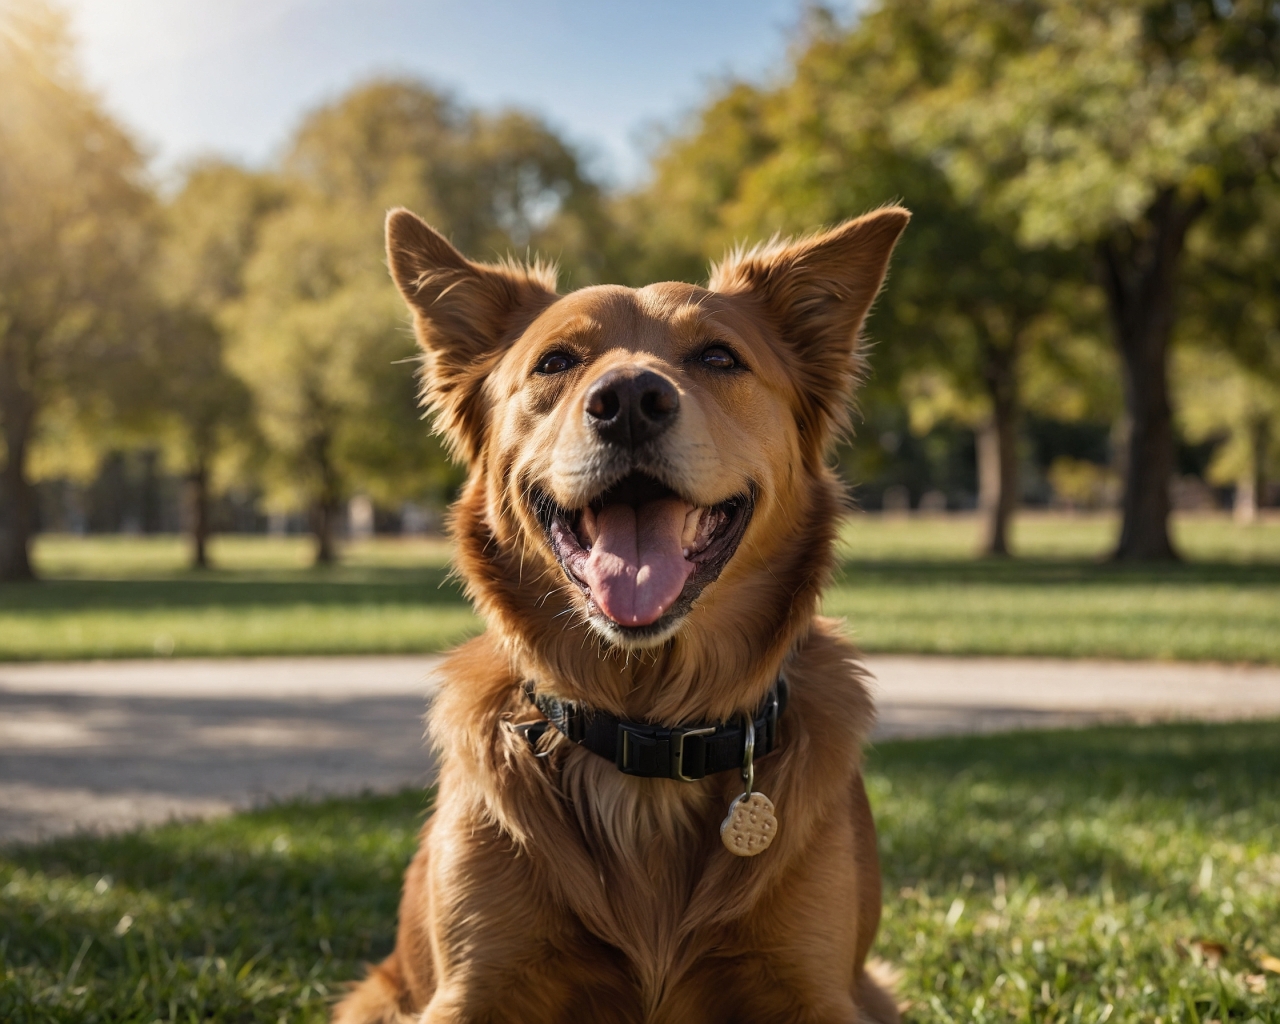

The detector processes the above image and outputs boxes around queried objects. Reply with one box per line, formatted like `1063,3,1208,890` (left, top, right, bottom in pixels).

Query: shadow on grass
836,556,1280,588
1,791,433,1022
0,566,468,614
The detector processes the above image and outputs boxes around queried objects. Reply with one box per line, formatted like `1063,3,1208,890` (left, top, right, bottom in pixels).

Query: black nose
584,369,680,448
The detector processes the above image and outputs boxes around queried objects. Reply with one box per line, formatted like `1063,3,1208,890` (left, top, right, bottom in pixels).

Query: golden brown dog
333,204,909,1024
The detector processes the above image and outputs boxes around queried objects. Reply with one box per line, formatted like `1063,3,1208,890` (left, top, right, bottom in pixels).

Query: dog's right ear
386,208,558,461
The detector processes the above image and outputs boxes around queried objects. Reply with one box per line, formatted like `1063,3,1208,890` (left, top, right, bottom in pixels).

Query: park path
2,654,1278,845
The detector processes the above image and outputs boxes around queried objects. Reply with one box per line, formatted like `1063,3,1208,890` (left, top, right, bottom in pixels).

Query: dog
333,203,909,1024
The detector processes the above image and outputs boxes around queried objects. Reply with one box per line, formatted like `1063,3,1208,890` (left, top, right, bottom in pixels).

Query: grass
1,512,1278,663
4,536,479,662
826,513,1280,663
2,720,1277,1022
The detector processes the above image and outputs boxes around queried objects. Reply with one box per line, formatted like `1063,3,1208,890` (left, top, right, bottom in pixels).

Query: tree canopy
229,80,610,563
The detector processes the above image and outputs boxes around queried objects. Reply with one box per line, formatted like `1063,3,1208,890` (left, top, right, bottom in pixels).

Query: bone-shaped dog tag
720,790,777,857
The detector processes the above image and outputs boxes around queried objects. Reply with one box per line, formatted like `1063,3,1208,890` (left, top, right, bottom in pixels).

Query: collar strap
518,677,788,782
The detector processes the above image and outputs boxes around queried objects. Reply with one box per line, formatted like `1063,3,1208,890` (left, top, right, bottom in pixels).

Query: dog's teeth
579,507,598,547
682,508,704,548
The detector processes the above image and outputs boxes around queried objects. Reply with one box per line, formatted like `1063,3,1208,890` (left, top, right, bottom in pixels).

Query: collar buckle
671,725,716,782
615,722,717,780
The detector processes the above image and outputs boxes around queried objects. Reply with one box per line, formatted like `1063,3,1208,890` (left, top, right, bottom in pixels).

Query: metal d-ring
741,713,756,796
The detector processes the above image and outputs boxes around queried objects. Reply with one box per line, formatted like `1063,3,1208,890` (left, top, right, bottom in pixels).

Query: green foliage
158,161,286,315
148,159,284,476
612,81,775,285
1175,347,1280,490
624,5,1097,390
230,192,426,512
896,0,1280,247
3,722,1278,1021
1177,181,1280,509
1186,181,1280,378
0,0,154,383
281,81,610,280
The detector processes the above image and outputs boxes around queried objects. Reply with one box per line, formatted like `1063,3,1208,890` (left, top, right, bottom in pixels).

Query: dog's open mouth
534,472,753,634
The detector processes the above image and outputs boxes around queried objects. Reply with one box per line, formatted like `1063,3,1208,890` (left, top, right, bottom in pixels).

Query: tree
621,9,1096,554
232,80,608,564
897,0,1280,559
0,0,153,581
231,198,408,564
151,161,282,568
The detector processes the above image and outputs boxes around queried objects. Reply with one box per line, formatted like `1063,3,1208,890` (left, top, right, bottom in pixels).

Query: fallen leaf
1245,973,1267,994
1260,954,1280,974
1177,942,1228,962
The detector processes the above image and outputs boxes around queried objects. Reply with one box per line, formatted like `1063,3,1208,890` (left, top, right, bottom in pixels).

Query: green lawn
4,536,479,661
3,721,1277,1022
1,512,1278,662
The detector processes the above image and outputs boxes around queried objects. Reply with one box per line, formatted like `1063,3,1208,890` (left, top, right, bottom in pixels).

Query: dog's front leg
412,806,642,1024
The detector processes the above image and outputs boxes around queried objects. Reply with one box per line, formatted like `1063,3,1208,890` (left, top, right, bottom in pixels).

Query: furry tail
331,954,417,1024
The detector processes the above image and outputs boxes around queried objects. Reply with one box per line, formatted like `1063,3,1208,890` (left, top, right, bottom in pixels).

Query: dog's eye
700,345,738,370
535,351,577,375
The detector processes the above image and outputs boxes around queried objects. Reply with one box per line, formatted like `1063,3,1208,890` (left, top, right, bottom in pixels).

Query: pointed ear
709,207,909,448
386,207,558,461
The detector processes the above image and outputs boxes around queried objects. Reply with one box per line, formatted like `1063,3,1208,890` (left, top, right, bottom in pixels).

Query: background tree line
2,0,1278,581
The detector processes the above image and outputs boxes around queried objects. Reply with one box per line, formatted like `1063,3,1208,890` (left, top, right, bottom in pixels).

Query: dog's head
387,208,907,692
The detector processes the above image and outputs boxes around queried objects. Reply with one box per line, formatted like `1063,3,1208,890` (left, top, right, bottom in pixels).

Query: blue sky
61,0,844,185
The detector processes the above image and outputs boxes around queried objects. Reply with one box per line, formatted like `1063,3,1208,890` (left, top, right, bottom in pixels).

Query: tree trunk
0,381,37,583
977,338,1020,557
1098,188,1206,561
1234,415,1269,525
312,494,339,565
1255,417,1270,512
1234,473,1258,525
309,431,341,566
187,459,211,569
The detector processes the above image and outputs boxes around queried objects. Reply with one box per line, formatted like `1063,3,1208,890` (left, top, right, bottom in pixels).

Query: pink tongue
582,500,694,627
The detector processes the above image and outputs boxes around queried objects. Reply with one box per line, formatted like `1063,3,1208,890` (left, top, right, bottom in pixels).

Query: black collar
516,677,788,782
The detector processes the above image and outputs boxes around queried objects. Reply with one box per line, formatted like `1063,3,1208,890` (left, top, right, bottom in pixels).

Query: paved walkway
2,654,1277,845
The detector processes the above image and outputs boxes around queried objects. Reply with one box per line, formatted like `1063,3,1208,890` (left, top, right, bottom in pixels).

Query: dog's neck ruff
518,677,788,782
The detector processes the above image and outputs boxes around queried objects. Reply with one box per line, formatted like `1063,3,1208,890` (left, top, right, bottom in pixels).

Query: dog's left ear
710,207,909,447
386,208,558,461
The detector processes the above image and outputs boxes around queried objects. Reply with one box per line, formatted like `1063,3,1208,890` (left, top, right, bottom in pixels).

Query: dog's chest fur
558,749,723,1004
